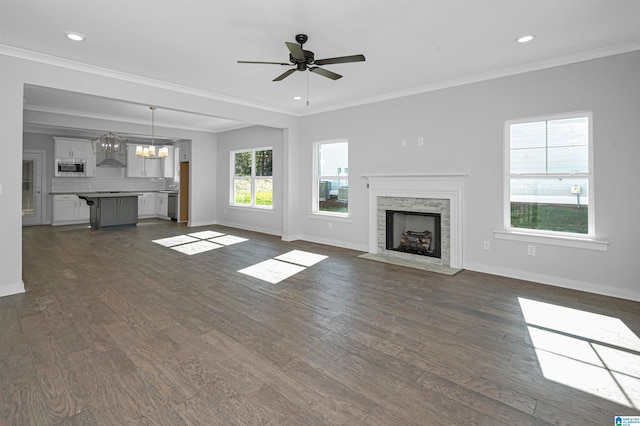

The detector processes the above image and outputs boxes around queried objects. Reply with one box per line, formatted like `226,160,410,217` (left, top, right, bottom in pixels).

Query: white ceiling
2,0,640,136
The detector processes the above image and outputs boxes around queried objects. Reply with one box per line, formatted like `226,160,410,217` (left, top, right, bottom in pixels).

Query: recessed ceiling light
65,31,85,42
293,96,302,101
517,35,534,43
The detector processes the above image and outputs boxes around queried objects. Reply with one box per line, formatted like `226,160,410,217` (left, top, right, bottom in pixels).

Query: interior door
179,161,189,223
22,151,45,226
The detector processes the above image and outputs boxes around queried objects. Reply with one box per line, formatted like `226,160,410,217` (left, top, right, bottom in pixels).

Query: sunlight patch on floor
238,250,328,284
188,230,225,239
171,240,222,255
152,230,248,255
274,250,328,267
238,259,307,284
152,235,200,247
519,297,640,408
210,235,248,246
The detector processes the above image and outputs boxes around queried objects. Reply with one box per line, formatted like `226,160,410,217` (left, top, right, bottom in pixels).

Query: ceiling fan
238,34,365,82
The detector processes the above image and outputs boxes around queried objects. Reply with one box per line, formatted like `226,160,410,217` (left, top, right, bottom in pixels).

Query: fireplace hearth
386,210,441,258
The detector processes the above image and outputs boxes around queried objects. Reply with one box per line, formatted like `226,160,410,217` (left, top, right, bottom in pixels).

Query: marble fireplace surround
363,173,466,270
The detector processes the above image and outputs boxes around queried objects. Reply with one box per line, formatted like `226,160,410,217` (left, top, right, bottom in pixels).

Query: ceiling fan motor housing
290,50,315,70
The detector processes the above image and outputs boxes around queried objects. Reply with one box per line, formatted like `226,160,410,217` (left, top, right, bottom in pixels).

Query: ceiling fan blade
314,54,366,66
285,42,305,62
238,60,291,65
273,68,296,82
309,67,342,80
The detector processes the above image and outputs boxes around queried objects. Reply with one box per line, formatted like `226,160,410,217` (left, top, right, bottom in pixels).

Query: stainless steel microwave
55,158,86,177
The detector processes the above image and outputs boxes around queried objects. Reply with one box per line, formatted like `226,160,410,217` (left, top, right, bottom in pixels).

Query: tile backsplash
52,167,172,193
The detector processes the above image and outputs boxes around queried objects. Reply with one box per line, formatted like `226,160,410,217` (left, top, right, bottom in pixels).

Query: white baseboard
464,261,640,302
294,234,368,252
188,220,218,228
215,220,282,237
0,281,26,298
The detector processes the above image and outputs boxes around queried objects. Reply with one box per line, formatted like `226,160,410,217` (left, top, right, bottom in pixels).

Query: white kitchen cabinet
54,137,90,159
138,193,156,217
155,192,169,218
126,146,163,178
53,194,90,225
85,147,97,177
54,137,96,177
178,141,190,162
162,146,175,178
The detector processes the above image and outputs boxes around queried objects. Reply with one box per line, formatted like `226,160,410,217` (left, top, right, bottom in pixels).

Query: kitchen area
23,132,190,229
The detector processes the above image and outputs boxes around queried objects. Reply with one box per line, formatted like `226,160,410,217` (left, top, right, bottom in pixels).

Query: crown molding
4,41,640,119
0,44,295,116
301,42,640,116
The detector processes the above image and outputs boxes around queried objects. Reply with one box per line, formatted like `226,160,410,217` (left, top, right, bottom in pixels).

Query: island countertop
77,192,142,199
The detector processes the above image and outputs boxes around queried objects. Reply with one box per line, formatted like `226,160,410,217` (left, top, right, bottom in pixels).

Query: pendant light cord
150,106,156,146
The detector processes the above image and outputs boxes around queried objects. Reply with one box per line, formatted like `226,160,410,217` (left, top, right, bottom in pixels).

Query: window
230,148,273,208
313,140,348,215
505,112,593,237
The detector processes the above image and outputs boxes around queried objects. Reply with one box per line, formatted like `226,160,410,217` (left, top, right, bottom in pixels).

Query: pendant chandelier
93,132,127,155
92,131,128,167
136,106,168,158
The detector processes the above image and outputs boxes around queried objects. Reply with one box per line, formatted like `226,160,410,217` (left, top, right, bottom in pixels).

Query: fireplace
363,173,466,270
386,210,441,258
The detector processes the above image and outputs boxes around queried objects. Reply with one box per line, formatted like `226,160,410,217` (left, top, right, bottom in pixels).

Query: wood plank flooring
3,220,639,425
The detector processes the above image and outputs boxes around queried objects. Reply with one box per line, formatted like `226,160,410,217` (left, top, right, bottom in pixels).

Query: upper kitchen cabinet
54,137,91,159
162,146,175,178
53,137,96,177
178,141,190,162
125,145,162,178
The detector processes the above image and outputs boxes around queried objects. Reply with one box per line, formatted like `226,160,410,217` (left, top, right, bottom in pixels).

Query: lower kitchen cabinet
156,192,169,218
53,194,90,225
138,193,156,217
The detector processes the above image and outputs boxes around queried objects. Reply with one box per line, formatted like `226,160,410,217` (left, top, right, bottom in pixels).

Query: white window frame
498,111,607,250
229,146,273,209
312,139,349,218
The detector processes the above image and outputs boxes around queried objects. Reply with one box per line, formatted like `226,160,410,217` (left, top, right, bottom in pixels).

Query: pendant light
92,131,128,167
136,106,168,158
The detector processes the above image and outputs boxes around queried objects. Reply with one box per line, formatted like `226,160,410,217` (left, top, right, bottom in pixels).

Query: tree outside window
231,148,273,208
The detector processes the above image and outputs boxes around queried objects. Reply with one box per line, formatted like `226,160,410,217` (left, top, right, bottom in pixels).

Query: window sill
494,230,609,251
307,212,353,223
227,205,275,214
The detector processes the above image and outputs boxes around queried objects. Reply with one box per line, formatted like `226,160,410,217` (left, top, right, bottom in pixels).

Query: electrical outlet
483,241,490,250
401,139,407,148
418,137,424,146
328,222,333,230
527,245,536,256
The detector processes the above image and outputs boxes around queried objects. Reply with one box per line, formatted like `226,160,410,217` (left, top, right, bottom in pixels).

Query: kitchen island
77,192,140,230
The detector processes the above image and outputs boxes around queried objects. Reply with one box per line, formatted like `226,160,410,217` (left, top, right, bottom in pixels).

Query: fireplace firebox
386,210,441,258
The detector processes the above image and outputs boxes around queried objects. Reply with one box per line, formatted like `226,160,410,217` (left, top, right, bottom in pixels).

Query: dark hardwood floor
3,220,639,425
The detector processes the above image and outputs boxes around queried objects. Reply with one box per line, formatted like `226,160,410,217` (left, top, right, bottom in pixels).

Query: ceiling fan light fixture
517,35,534,43
65,31,85,42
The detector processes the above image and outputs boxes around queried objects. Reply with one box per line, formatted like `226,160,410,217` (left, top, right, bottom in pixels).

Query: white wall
0,55,26,297
189,132,218,227
216,125,284,235
296,51,640,301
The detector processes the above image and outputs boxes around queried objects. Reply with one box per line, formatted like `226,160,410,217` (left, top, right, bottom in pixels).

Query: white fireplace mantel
362,173,467,269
